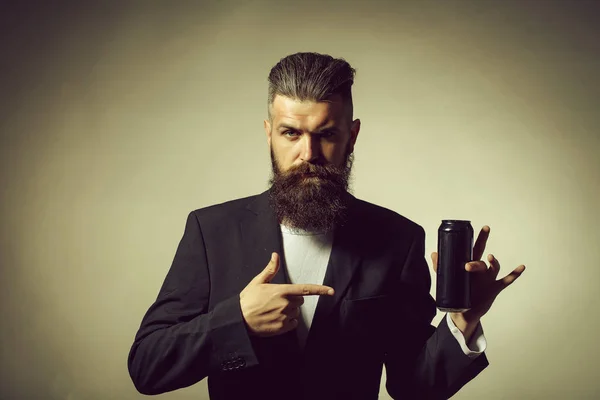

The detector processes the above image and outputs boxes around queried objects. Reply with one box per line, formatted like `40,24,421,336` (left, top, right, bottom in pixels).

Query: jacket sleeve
127,211,259,395
384,226,489,400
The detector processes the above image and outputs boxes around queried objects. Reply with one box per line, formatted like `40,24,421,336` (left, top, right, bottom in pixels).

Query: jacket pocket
339,295,391,360
340,296,391,335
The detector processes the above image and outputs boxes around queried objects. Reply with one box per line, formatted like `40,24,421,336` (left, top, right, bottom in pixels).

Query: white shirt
280,224,486,359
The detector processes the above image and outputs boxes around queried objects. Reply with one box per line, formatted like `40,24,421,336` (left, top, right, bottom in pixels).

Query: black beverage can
436,220,473,312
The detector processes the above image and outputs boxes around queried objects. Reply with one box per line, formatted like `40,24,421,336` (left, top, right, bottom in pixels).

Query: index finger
472,225,490,261
279,284,335,296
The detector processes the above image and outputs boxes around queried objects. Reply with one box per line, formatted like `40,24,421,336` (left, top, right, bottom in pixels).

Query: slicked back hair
267,52,356,122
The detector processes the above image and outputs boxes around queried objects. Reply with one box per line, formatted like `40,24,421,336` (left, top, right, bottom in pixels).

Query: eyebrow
277,124,339,134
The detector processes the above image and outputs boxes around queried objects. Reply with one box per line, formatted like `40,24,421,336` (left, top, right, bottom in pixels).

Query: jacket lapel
239,190,290,285
305,194,363,348
239,191,301,363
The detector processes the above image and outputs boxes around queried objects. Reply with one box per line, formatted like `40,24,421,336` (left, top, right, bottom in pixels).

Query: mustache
281,161,344,179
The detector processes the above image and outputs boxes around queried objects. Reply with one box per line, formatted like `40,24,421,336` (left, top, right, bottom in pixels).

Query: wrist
450,312,479,342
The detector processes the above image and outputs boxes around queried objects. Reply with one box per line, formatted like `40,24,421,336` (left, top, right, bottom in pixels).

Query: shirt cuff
445,313,487,359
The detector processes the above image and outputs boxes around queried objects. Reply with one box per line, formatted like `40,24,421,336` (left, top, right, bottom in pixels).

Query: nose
299,134,321,163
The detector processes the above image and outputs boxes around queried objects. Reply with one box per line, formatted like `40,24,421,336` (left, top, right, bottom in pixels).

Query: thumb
431,252,438,273
252,252,280,284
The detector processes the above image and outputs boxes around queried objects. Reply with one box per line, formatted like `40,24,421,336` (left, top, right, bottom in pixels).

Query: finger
280,284,335,296
472,225,491,261
431,252,438,273
488,254,500,279
283,306,301,318
465,261,488,273
251,252,280,284
282,317,299,333
499,265,526,289
288,296,305,307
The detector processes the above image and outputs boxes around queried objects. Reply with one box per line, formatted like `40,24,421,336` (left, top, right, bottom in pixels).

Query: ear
348,118,361,153
264,119,272,147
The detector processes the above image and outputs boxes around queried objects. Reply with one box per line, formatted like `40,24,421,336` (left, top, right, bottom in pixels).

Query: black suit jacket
128,191,488,399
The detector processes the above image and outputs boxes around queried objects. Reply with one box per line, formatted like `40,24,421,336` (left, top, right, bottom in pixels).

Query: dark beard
268,148,353,232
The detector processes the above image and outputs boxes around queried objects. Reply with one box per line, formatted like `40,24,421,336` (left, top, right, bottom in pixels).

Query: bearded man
128,52,525,399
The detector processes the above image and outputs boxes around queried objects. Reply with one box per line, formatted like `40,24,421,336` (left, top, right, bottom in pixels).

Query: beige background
1,0,599,399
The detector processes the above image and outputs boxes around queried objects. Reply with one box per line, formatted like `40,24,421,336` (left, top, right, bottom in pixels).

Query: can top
441,220,471,224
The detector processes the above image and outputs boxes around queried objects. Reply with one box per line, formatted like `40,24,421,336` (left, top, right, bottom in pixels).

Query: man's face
264,94,361,232
264,94,360,171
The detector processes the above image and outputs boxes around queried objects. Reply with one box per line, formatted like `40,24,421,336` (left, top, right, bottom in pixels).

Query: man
127,52,525,399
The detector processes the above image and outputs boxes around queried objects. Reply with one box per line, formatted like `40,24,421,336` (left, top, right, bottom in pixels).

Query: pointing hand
240,252,335,337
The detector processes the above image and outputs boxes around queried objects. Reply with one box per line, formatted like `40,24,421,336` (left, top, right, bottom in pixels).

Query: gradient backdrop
1,1,599,399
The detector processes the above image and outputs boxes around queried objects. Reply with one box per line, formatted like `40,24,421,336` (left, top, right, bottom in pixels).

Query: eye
283,130,300,137
317,130,337,140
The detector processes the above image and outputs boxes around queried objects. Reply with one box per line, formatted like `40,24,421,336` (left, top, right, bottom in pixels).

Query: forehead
270,94,346,129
